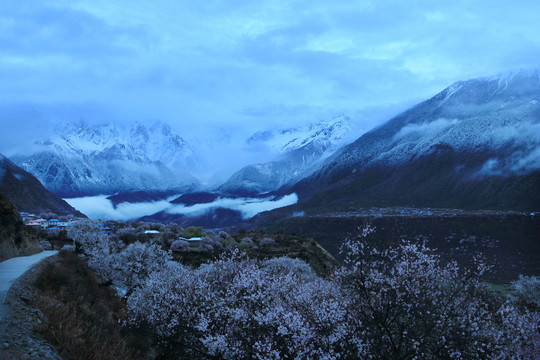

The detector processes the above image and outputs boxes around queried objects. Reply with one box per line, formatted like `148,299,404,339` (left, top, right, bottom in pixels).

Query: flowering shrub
219,231,231,239
128,254,364,359
70,223,538,359
336,230,538,359
202,236,223,251
261,257,316,282
113,242,171,296
170,239,190,252
67,219,121,282
510,275,540,311
67,219,109,254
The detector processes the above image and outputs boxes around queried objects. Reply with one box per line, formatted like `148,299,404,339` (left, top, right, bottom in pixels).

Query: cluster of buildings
20,212,71,230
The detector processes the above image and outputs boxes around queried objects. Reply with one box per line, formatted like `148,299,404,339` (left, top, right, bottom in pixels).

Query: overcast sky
0,0,539,144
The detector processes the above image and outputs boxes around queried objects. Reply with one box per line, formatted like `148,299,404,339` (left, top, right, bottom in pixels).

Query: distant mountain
0,154,85,216
106,190,177,208
219,115,357,194
12,121,200,197
291,69,540,211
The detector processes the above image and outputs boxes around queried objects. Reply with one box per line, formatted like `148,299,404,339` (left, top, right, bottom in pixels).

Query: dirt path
0,251,58,312
0,252,62,359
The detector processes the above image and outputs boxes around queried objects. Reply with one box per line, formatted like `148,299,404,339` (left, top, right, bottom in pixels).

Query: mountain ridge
289,69,540,211
219,115,359,194
0,154,85,216
12,121,201,197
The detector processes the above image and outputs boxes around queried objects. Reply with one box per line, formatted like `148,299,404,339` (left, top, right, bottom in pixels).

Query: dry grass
33,250,153,360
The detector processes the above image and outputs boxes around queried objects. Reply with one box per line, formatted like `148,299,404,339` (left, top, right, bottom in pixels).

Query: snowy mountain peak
291,71,540,211
247,114,354,155
12,121,200,197
438,68,540,107
220,114,360,194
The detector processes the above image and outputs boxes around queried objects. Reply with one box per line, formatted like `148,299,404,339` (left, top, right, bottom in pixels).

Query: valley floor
254,209,540,283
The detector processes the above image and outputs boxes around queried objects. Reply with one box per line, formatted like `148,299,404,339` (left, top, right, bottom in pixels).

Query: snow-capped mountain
219,115,359,194
291,69,540,211
12,121,200,197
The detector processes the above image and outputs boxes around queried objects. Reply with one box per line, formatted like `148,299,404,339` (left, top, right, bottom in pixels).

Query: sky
0,0,539,148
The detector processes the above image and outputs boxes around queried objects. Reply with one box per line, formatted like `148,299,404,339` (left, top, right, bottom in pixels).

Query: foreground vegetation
35,221,539,359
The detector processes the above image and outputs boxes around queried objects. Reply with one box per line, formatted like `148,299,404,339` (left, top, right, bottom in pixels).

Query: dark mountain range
107,190,177,208
0,154,85,217
138,207,244,228
171,192,221,206
290,70,540,212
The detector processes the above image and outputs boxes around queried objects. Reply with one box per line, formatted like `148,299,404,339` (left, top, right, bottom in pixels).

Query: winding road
0,250,58,318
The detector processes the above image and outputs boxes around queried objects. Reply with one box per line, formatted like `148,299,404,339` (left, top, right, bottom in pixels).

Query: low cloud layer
65,196,172,221
166,194,298,219
65,193,298,221
394,118,460,140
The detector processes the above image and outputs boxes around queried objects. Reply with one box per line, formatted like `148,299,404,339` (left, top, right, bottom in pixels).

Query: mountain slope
291,70,540,211
0,194,42,261
12,121,200,197
219,115,357,194
0,154,85,216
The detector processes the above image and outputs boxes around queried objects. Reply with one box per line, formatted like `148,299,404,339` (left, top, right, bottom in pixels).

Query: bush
262,257,316,281
237,241,250,251
116,228,138,245
170,239,190,252
61,244,75,252
259,237,275,247
39,240,52,250
240,237,254,247
510,275,540,311
218,230,230,240
200,237,223,253
183,226,204,238
72,225,540,360
336,235,538,359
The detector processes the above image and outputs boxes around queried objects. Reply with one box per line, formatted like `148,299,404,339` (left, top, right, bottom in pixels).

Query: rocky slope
0,194,41,261
0,155,84,218
291,70,540,211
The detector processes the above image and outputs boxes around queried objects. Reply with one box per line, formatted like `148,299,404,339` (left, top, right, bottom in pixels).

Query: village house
144,230,160,234
182,237,203,247
20,212,72,229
